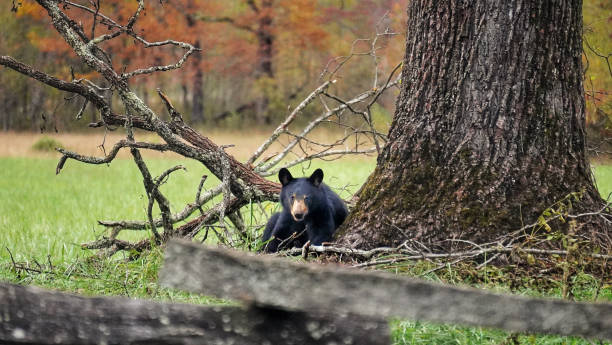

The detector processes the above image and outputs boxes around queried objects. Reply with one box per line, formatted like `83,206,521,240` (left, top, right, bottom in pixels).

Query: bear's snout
290,198,308,222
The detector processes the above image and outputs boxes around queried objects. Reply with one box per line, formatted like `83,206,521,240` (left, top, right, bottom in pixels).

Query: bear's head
278,168,324,222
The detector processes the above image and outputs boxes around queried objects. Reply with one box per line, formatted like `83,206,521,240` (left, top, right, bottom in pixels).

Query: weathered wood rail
160,240,612,342
0,283,387,345
1,239,610,344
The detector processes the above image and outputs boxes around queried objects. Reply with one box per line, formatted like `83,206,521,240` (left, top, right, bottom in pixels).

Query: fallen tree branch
255,91,376,173
97,184,224,230
6,0,403,258
276,244,612,267
177,197,248,238
0,55,107,109
121,39,200,79
56,140,169,174
271,147,378,174
146,164,186,241
351,247,612,269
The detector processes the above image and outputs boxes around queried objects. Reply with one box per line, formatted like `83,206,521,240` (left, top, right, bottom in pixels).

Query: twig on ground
275,244,612,268
6,247,18,274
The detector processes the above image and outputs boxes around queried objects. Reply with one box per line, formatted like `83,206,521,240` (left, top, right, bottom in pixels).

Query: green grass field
1,156,610,344
0,157,375,262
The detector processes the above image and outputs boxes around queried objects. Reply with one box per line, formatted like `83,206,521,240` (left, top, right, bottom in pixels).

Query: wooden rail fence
1,239,610,344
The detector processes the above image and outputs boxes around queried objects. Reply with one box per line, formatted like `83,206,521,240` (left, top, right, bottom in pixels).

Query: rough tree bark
337,0,609,250
160,241,612,341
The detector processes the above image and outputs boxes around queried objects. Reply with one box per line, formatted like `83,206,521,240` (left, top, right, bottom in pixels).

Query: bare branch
75,98,89,120
157,88,184,123
121,40,200,79
255,89,378,172
63,0,122,30
56,140,169,174
130,147,170,241
97,183,223,230
195,175,209,214
0,55,107,109
126,0,145,30
89,28,123,45
263,148,378,176
178,198,249,239
584,36,612,78
245,0,259,13
247,80,334,165
146,165,186,242
218,145,235,244
351,247,612,268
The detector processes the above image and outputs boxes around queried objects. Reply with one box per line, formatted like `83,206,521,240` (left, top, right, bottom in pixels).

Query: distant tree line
0,0,407,131
0,0,609,133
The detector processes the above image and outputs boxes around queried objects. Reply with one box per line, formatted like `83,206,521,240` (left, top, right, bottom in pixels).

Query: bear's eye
290,194,295,200
304,196,309,201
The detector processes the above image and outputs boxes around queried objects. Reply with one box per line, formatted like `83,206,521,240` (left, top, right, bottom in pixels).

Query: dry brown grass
0,128,368,162
0,130,270,160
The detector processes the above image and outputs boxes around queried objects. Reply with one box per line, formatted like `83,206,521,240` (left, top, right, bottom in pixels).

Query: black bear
261,168,348,252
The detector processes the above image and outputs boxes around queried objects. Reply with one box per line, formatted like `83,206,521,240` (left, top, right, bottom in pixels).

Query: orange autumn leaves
14,0,406,83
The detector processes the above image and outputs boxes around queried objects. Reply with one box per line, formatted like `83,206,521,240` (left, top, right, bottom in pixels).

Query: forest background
1,0,610,137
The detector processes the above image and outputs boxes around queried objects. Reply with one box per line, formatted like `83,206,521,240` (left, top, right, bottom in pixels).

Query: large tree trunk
337,0,608,250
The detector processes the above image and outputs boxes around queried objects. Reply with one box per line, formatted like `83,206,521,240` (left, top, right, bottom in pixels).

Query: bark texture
160,241,612,340
0,282,387,345
337,0,608,249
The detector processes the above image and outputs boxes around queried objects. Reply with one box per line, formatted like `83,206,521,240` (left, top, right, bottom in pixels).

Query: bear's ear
278,168,294,186
308,168,324,187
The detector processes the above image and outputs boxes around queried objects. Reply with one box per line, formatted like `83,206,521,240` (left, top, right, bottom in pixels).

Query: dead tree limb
56,140,169,173
274,244,612,269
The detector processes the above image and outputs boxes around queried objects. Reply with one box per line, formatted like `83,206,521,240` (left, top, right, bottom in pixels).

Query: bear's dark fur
261,168,348,253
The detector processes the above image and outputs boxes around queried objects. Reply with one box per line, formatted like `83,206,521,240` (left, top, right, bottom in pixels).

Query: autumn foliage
1,0,407,130
0,0,610,133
